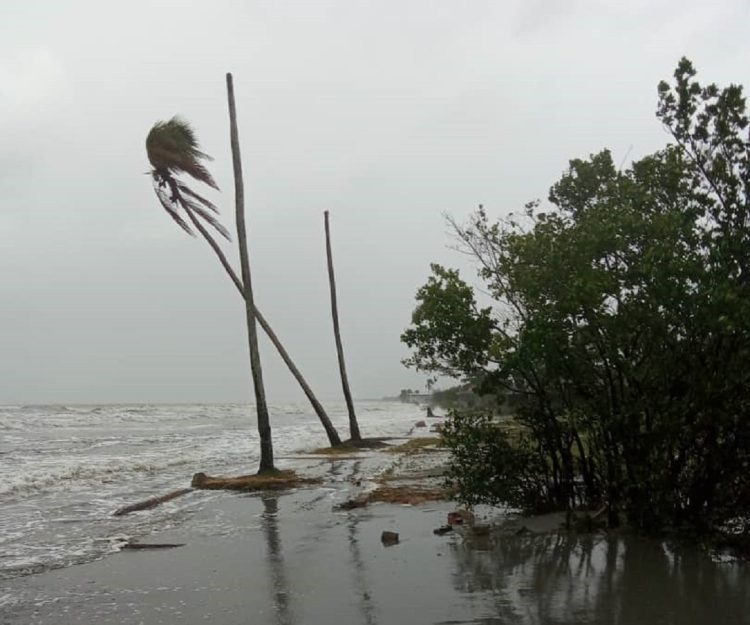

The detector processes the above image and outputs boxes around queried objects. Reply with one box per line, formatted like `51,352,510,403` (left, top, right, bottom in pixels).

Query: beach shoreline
3,426,750,625
1,435,479,624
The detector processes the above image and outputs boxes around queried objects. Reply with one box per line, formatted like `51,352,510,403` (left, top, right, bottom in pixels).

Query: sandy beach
2,443,489,625
3,437,750,625
3,493,473,624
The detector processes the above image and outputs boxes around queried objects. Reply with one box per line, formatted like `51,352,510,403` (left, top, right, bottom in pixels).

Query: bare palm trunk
181,167,343,449
226,73,274,473
324,211,361,441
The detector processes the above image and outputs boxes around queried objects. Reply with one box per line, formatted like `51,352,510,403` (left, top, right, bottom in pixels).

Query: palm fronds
146,116,229,239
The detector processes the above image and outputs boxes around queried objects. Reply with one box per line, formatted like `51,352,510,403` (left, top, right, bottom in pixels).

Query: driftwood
113,488,193,516
122,542,185,550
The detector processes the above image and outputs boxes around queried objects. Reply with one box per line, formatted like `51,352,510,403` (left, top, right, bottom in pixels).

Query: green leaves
146,116,230,240
401,264,495,381
442,412,548,511
403,58,750,533
146,116,218,190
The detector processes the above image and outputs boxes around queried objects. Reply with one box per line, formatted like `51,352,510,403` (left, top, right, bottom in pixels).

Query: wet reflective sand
3,478,749,625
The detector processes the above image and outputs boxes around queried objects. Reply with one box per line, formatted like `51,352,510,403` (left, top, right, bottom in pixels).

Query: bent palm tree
148,114,274,471
147,117,229,239
146,116,343,450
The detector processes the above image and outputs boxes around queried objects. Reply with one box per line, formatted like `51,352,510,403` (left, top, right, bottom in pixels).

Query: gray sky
1,0,748,404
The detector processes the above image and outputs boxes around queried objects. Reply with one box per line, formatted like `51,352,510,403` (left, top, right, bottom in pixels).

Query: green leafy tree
403,59,750,532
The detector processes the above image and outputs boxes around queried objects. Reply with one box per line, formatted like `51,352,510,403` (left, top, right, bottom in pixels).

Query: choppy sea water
0,401,424,581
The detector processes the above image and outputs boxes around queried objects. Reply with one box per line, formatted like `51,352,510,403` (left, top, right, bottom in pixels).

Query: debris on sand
122,542,185,550
309,437,393,456
383,437,443,455
335,498,368,511
113,488,193,516
335,485,451,511
381,530,400,546
447,510,474,526
368,485,451,505
191,470,321,492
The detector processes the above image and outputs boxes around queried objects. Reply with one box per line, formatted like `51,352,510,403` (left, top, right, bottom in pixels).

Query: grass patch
191,470,321,492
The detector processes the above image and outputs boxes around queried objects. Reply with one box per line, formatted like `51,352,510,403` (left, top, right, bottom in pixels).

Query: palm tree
147,113,274,472
324,210,362,441
146,115,344,454
146,116,227,238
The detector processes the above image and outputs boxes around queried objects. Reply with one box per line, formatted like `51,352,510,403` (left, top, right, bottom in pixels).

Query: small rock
415,420,427,428
381,530,399,546
433,525,453,536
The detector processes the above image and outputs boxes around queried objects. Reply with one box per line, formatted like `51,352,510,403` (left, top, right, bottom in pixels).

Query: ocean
0,400,425,582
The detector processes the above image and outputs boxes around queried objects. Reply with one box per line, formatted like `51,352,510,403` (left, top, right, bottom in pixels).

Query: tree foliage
402,59,750,532
146,116,230,239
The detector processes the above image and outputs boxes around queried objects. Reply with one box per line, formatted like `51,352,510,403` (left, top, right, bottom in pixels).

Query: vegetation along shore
403,59,750,554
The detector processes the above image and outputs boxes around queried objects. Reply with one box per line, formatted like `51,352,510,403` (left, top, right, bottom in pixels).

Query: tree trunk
183,209,343,447
226,72,274,473
324,211,361,441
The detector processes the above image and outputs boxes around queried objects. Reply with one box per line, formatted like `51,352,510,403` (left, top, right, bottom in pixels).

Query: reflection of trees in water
449,532,750,624
347,512,378,625
345,460,379,625
261,495,293,625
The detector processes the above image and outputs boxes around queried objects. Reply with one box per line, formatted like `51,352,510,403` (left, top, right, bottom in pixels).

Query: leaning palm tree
145,115,343,455
324,210,362,441
148,113,274,472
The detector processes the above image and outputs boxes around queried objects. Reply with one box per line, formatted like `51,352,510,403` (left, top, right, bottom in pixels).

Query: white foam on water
0,400,425,581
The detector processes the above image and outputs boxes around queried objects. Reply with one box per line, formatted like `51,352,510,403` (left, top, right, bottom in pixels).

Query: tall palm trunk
182,209,343,447
226,73,274,473
324,211,361,441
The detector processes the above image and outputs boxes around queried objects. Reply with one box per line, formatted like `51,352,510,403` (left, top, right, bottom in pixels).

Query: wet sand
2,466,477,625
3,451,750,624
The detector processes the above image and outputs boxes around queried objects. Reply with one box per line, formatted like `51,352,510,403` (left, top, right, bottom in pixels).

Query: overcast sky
1,0,748,404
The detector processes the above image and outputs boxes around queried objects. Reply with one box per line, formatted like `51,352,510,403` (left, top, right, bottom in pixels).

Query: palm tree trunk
324,211,361,441
226,72,274,473
183,210,343,447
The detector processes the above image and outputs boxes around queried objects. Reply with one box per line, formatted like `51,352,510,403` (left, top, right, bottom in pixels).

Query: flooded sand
0,402,426,580
3,472,749,625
